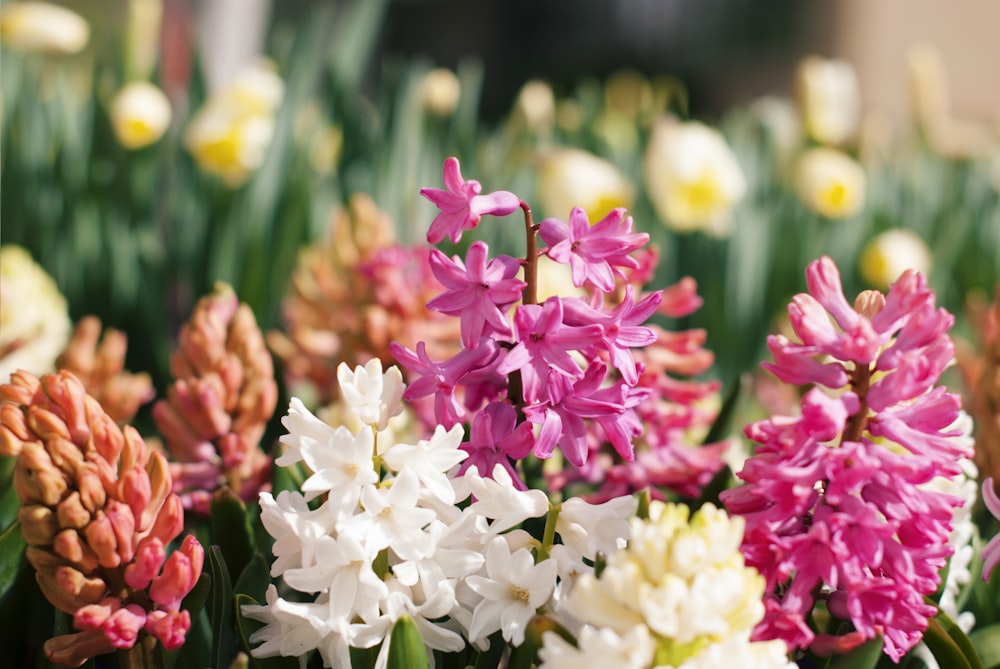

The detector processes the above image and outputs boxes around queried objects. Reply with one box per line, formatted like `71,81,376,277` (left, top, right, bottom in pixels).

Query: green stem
534,503,561,563
117,634,162,669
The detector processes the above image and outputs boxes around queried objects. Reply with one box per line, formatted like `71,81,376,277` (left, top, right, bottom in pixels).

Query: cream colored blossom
538,148,633,220
859,228,932,289
184,60,284,186
513,79,556,133
644,118,746,236
794,147,866,219
421,68,461,117
795,56,861,146
110,81,172,150
552,502,793,669
0,245,71,380
0,1,89,54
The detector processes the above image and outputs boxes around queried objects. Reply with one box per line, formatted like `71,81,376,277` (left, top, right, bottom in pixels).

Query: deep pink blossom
426,242,526,347
538,207,649,292
983,478,1000,582
420,157,520,243
458,402,535,488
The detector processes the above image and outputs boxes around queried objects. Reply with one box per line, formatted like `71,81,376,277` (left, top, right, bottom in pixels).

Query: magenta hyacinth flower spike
420,156,520,244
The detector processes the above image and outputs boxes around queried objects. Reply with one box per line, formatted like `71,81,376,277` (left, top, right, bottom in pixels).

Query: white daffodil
458,464,550,535
109,80,172,150
537,148,634,221
794,147,866,219
0,245,72,381
299,424,378,511
421,67,461,117
337,359,405,431
538,625,654,669
381,424,467,504
644,118,746,236
859,228,932,289
0,1,89,54
556,495,636,563
466,537,558,646
795,56,861,146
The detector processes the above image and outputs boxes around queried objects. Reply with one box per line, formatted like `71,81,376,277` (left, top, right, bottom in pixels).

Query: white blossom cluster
243,359,636,667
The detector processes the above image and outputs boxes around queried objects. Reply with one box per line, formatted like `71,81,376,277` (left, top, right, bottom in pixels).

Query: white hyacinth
337,358,405,431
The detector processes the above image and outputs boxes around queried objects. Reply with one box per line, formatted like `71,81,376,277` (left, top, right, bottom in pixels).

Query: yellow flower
184,60,284,186
0,245,72,380
513,79,556,133
421,68,461,117
537,148,633,220
795,56,861,146
859,229,932,289
0,1,89,54
110,81,171,150
644,118,746,236
794,147,865,219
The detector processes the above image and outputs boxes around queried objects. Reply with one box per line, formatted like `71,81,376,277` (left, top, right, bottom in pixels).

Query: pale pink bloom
420,157,520,243
983,478,1000,582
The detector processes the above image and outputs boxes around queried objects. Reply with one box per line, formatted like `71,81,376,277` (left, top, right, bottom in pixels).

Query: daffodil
537,148,633,221
794,147,866,219
0,1,89,54
421,67,461,117
110,81,172,150
795,56,861,146
859,228,932,289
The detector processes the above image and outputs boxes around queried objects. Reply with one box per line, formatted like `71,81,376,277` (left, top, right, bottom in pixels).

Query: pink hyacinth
721,256,972,662
420,156,520,244
983,478,1000,582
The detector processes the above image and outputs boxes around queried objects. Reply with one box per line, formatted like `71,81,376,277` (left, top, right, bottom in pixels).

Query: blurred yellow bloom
184,60,284,187
537,148,633,220
0,1,88,54
532,255,585,303
0,245,72,380
513,79,556,133
859,229,932,289
604,69,653,123
644,118,746,236
795,56,860,146
110,81,171,150
794,147,866,219
421,67,461,117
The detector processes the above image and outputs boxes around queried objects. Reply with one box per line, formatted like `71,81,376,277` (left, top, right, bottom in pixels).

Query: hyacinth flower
392,156,726,500
720,256,974,661
56,316,155,424
956,283,1000,488
153,283,277,514
0,370,202,666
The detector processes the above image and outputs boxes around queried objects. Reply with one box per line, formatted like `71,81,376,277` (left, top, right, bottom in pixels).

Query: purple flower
496,299,603,404
458,402,534,489
420,157,520,244
426,242,526,347
983,478,1000,582
538,207,649,292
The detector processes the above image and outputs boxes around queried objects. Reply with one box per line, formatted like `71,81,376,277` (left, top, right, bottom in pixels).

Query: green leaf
0,455,19,530
386,615,429,669
210,486,256,582
922,616,976,669
829,634,883,669
969,624,1000,669
701,375,743,445
472,632,505,669
928,607,986,669
508,615,574,669
208,545,237,669
234,594,300,669
0,520,26,606
233,553,270,604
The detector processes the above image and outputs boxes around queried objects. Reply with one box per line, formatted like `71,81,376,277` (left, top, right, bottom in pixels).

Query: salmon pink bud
41,372,91,445
102,604,146,649
147,493,184,546
75,463,106,513
0,424,24,457
19,504,59,544
44,437,84,476
84,512,121,568
56,492,92,529
145,609,192,650
27,406,71,441
73,597,121,631
118,465,151,524
125,538,166,590
53,529,97,571
104,500,136,563
149,548,196,610
14,442,67,506
44,629,115,667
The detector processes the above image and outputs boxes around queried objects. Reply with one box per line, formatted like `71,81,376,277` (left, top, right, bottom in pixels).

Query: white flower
556,495,636,563
257,490,334,576
0,1,89,54
537,148,634,221
644,118,746,236
242,584,336,659
337,359,405,431
276,397,338,466
795,56,861,146
341,468,437,561
676,633,795,669
859,228,932,289
538,625,654,669
299,424,378,510
513,79,556,132
421,67,461,117
794,147,866,219
466,536,559,646
382,424,467,504
0,245,72,380
457,464,550,534
110,81,172,150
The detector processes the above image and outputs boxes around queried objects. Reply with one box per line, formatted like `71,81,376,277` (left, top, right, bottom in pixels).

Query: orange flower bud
19,504,59,544
14,442,68,506
56,491,92,529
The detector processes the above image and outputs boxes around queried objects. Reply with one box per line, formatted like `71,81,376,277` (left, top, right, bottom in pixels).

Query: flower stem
841,363,871,444
534,503,561,563
117,634,162,669
520,200,538,306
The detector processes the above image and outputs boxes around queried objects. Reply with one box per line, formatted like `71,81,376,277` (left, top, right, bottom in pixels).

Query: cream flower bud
110,81,172,150
422,67,461,117
644,118,746,236
859,228,932,289
794,147,866,219
795,56,861,145
0,1,89,54
538,148,633,221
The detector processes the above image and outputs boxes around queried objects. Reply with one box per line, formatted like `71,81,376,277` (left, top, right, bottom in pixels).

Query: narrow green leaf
0,455,18,530
233,553,270,604
969,624,1000,669
829,634,883,669
210,486,256,582
923,616,975,669
0,520,27,605
209,545,237,669
234,594,300,669
929,607,986,669
701,375,743,445
387,615,429,669
181,572,211,618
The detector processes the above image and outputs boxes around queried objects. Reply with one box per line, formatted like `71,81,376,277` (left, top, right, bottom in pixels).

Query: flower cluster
540,501,794,669
0,371,202,666
721,256,973,661
392,157,726,497
244,358,637,665
152,283,277,514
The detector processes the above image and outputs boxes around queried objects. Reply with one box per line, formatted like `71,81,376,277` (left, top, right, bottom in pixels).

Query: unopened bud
73,597,121,631
54,564,107,603
102,604,146,649
0,370,42,404
142,451,171,531
57,492,93,529
149,535,202,611
45,437,85,477
14,442,68,506
84,512,121,569
41,373,90,445
147,493,184,547
27,406,71,441
125,538,165,590
854,290,886,319
88,408,124,466
118,465,151,526
53,528,99,572
19,504,59,544
45,629,115,667
75,463,107,513
144,609,191,651
105,500,136,564
1,402,32,440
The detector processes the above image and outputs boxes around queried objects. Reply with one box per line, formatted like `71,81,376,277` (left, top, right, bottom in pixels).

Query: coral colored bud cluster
721,257,972,661
392,157,725,495
0,371,203,667
153,283,278,514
